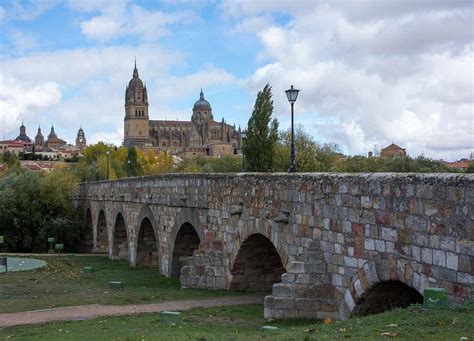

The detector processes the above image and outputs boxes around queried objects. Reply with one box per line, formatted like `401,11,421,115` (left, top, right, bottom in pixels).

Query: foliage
0,167,80,252
244,84,279,171
335,155,451,173
71,143,174,182
273,125,343,172
175,155,243,173
467,162,474,173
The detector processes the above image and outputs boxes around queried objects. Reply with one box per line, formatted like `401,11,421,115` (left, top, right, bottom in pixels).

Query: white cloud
0,74,61,140
77,1,196,42
80,16,122,41
9,29,38,52
223,1,474,160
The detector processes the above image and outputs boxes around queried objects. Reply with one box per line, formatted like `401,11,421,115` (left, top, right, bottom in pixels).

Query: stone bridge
75,173,473,320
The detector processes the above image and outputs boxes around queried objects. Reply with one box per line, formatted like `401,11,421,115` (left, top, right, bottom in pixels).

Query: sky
0,0,473,161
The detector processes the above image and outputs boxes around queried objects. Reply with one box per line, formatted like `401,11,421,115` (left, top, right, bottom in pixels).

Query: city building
123,62,242,156
380,143,407,158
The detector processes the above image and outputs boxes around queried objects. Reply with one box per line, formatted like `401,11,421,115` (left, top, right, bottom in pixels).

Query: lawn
0,303,473,340
0,255,242,313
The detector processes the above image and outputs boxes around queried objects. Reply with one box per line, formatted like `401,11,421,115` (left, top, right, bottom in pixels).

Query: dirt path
0,295,263,328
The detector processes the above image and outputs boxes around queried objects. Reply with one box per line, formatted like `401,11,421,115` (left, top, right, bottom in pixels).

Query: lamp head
285,85,300,104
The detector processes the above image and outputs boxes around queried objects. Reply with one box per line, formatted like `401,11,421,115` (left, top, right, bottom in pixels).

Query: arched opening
171,223,200,277
112,213,128,260
352,280,423,317
230,234,285,292
136,217,158,267
80,208,93,252
96,210,108,253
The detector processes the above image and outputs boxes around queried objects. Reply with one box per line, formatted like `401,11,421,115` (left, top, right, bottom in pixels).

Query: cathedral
123,62,242,156
13,123,86,151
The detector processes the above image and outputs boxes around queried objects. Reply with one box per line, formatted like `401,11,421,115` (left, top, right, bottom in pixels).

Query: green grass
1,303,473,340
0,256,243,313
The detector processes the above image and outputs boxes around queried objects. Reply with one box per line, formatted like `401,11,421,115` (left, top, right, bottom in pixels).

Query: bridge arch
169,208,204,277
96,209,108,253
230,233,286,292
80,207,93,252
341,259,424,318
135,205,160,268
112,206,129,261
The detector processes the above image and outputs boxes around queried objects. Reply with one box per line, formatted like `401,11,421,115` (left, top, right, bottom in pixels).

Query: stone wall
76,173,473,320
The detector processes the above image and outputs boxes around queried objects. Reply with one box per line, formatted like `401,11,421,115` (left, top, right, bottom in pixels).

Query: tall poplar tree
244,84,279,171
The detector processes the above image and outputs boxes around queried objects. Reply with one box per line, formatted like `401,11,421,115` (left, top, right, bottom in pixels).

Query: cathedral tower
124,61,150,147
191,89,213,145
35,125,44,146
76,127,87,150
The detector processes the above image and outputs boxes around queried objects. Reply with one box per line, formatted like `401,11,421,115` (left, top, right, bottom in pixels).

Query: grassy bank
1,302,473,340
0,255,242,313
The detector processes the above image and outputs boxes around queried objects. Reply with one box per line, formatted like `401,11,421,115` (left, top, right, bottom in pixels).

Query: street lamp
127,159,131,177
285,85,300,173
106,150,110,180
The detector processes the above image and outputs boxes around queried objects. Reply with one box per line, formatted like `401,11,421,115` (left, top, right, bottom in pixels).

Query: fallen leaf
339,328,347,332
324,318,335,324
386,324,398,327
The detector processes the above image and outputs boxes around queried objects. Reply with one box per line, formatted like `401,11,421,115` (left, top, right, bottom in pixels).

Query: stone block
332,274,343,286
365,238,375,251
446,252,458,271
109,281,124,290
160,311,182,324
344,256,359,268
273,297,295,310
457,272,474,285
296,274,311,285
306,261,326,274
281,273,295,284
272,283,295,297
288,261,306,274
421,248,433,264
381,227,397,241
433,250,446,267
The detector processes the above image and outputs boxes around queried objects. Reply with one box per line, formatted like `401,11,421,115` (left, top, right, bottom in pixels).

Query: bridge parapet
76,173,473,320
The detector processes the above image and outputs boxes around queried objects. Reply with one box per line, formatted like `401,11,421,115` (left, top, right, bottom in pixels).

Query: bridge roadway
75,173,473,320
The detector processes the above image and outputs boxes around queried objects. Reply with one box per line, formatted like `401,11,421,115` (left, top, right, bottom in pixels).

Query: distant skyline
0,0,472,161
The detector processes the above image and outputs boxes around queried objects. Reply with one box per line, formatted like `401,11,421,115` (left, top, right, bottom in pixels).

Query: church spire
133,59,139,78
200,88,204,100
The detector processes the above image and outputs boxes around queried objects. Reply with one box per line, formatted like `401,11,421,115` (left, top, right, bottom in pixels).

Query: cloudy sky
0,0,472,160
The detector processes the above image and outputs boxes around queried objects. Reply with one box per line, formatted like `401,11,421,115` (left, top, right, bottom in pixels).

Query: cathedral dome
193,89,211,110
15,122,31,142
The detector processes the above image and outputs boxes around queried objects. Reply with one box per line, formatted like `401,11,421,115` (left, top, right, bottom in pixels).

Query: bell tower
124,60,150,147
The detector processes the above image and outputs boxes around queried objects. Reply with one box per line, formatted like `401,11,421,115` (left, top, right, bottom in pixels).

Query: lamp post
127,159,131,177
106,150,110,180
285,85,300,173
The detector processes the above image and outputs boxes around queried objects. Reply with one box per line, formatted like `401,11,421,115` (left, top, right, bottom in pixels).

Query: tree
7,153,21,170
466,162,474,173
244,84,279,171
0,168,80,252
127,146,142,176
273,126,342,172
